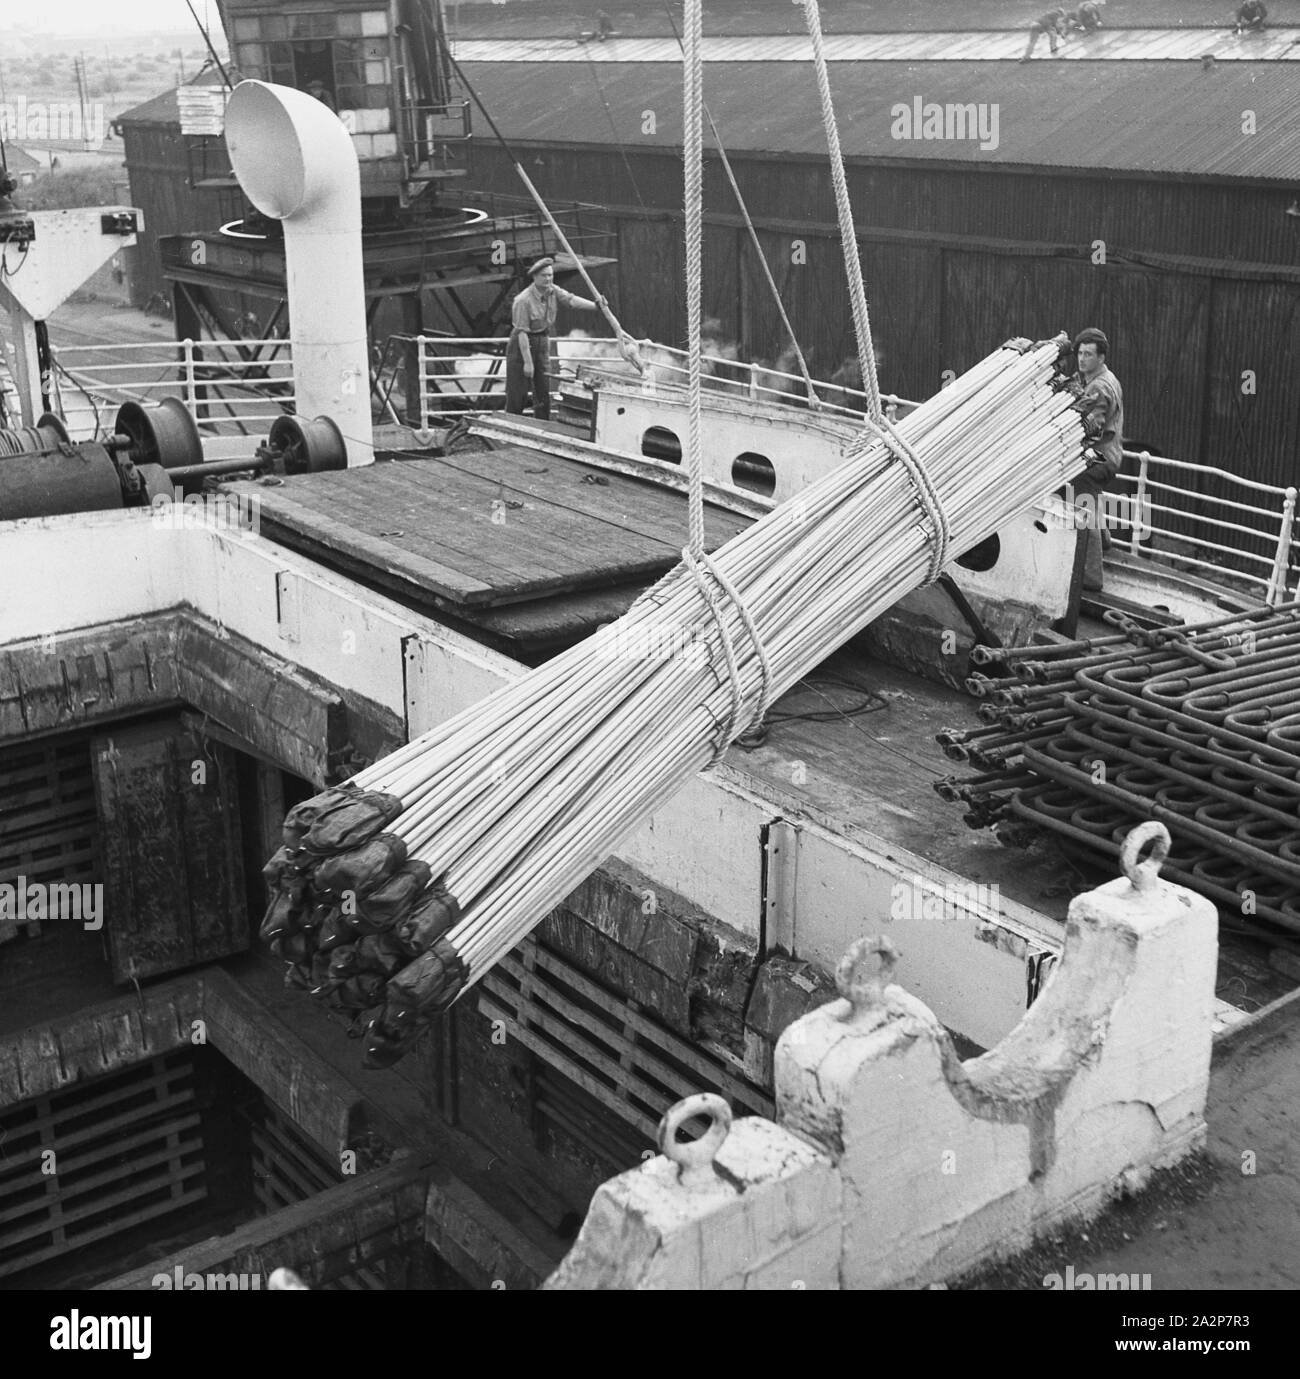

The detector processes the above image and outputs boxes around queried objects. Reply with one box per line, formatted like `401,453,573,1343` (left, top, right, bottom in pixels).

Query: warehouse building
453,52,1300,490
114,48,1299,481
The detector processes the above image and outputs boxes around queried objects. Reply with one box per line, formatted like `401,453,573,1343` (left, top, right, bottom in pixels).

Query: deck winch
0,400,347,521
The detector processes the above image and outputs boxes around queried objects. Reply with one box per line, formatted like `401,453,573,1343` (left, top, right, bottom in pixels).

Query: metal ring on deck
657,1093,732,1186
835,934,899,1016
1120,821,1170,893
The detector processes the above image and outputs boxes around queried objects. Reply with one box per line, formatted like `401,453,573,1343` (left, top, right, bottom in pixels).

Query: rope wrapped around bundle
260,336,1092,1067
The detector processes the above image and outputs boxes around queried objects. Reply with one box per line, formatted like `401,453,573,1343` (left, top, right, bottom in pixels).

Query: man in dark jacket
1068,2,1106,33
1066,327,1124,590
1020,7,1068,60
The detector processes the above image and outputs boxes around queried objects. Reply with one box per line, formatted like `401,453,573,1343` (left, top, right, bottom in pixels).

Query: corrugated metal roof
458,59,1300,181
451,29,1300,64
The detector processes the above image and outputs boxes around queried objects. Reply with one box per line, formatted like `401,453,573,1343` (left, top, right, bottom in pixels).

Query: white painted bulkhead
590,381,1077,625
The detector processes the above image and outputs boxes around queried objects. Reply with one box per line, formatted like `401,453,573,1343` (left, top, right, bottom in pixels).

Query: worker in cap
1232,1,1267,34
1020,7,1068,61
506,257,605,420
1065,327,1124,591
1066,1,1105,34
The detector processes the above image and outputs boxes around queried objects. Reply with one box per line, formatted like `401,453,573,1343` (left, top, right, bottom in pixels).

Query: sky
1,0,220,36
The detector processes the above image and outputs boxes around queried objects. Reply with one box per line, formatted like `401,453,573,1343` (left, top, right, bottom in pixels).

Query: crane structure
162,0,616,407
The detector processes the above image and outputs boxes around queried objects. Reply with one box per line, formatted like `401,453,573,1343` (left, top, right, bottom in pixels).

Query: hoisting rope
683,0,706,559
681,0,772,756
797,0,881,423
710,126,822,411
661,3,821,411
798,0,952,582
441,46,645,374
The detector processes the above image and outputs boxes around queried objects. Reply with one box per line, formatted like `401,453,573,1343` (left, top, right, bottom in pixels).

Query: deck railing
33,332,1297,608
48,338,296,440
403,334,1298,607
405,332,913,424
1115,450,1297,606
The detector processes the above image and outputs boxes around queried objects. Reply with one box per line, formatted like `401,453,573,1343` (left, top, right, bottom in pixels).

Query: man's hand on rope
617,331,646,374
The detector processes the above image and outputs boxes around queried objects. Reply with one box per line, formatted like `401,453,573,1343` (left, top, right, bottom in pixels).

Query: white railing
49,338,296,441
410,333,915,424
1115,449,1298,606
407,334,1298,607
35,330,1294,607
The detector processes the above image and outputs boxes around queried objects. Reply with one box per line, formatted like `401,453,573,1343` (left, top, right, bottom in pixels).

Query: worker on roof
596,10,615,40
1065,327,1124,591
1067,2,1105,33
1020,7,1068,61
1232,1,1267,33
506,257,604,421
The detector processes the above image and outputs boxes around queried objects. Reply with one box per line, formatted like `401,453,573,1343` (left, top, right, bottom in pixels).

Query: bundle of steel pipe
260,337,1096,1067
937,602,1300,935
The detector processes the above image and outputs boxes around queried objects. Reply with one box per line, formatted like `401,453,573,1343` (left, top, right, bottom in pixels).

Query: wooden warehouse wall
119,124,231,310
467,144,1300,491
117,120,1300,489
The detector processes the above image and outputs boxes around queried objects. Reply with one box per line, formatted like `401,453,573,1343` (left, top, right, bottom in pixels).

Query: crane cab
214,0,471,213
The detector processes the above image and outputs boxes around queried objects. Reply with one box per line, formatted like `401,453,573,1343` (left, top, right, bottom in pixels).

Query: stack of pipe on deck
937,602,1300,939
261,337,1094,1067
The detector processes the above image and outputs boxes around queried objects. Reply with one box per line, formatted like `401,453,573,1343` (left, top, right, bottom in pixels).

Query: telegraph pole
73,54,90,151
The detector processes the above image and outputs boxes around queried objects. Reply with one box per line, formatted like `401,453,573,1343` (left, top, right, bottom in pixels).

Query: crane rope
661,1,821,411
798,0,951,582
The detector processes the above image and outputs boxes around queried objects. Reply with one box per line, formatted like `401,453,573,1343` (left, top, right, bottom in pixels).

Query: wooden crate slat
0,1154,206,1252
0,821,100,865
0,844,98,879
251,1147,330,1204
0,1051,207,1283
502,942,775,1116
1,1085,199,1163
258,1166,314,1208
0,1115,203,1194
254,1180,296,1214
486,963,697,1105
481,976,683,1114
0,1123,202,1233
259,1102,343,1185
488,951,772,1117
0,1186,208,1282
0,762,83,796
0,1133,204,1238
248,1105,342,1196
0,828,97,869
24,1047,193,1113
62,1161,207,1240
5,1051,193,1131
479,991,662,1142
0,786,95,823
250,1127,332,1203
